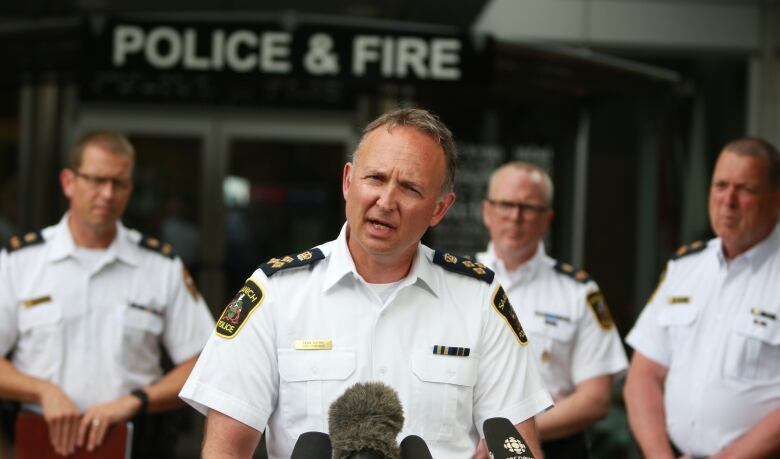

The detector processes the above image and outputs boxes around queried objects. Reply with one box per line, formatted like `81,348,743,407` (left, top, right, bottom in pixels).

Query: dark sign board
81,17,494,106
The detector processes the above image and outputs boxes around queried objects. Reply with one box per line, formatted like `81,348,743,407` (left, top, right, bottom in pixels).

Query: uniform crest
138,235,175,259
554,261,591,283
587,290,615,330
491,285,528,346
671,240,706,260
4,232,44,253
216,279,265,339
433,251,494,284
259,248,325,277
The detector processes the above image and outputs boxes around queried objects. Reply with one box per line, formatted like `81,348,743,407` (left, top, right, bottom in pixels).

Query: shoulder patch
3,232,45,253
586,290,615,330
216,279,265,339
671,240,706,260
554,261,591,283
432,251,495,284
138,235,175,259
491,285,528,346
259,248,325,277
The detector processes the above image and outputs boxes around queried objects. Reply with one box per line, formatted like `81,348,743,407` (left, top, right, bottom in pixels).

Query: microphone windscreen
290,431,332,459
483,417,535,459
328,381,404,459
399,435,432,459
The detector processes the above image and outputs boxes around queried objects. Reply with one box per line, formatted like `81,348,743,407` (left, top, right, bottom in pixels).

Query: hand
77,395,142,452
36,381,81,456
472,439,489,459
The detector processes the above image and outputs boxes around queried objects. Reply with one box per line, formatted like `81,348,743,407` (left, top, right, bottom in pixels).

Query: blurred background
1,1,779,457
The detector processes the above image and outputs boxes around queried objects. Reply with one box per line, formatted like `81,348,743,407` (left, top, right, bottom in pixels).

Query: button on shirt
477,243,627,401
0,215,215,411
626,223,780,457
180,225,552,459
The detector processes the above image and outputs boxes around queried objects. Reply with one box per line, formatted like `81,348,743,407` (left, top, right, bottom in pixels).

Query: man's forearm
536,375,612,441
713,408,780,459
143,354,199,413
0,357,49,403
624,356,675,459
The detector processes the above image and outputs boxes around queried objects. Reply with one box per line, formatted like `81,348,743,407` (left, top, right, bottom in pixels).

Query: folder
14,411,132,459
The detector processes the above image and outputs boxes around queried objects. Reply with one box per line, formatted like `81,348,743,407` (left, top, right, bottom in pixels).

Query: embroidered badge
587,290,615,330
432,251,495,284
216,279,265,339
182,265,200,301
492,285,528,346
432,345,470,356
294,339,333,350
259,248,325,277
22,295,52,309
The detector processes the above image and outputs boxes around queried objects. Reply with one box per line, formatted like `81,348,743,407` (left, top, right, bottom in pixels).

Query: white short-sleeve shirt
626,223,780,457
0,214,215,411
180,225,552,459
477,243,628,401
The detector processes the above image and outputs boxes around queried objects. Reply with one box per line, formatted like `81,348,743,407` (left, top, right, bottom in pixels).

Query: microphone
399,435,432,459
290,431,332,459
483,417,535,459
328,381,405,459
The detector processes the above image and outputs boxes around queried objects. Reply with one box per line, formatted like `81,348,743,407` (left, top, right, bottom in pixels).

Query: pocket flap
278,349,356,382
123,305,164,334
18,301,62,332
411,351,479,387
658,304,698,327
732,310,780,345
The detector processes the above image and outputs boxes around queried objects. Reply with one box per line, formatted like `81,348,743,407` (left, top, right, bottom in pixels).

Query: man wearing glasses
476,162,627,459
0,130,214,457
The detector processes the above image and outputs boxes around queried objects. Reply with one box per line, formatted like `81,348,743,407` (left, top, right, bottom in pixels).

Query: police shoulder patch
258,248,325,277
138,235,175,259
671,240,706,260
4,231,44,253
586,290,615,330
432,251,495,284
491,285,528,346
554,261,591,283
216,278,265,339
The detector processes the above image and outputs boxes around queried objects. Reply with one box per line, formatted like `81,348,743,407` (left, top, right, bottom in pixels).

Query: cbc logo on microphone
493,436,533,459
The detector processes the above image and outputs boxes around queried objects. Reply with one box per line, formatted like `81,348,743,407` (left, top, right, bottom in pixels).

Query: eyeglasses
72,170,132,191
486,199,549,216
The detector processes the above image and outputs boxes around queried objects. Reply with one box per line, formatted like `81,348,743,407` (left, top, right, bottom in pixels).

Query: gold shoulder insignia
671,240,706,260
491,285,528,346
4,231,44,253
216,278,265,339
554,261,591,284
138,235,176,259
432,251,494,284
259,248,325,277
587,290,615,330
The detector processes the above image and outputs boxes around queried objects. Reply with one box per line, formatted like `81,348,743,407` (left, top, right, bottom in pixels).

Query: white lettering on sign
351,34,462,80
110,25,464,80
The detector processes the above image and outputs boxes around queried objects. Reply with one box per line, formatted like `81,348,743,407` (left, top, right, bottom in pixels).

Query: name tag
294,339,333,350
23,295,52,309
668,296,690,304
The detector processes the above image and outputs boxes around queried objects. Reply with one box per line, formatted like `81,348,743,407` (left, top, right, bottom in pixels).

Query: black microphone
290,431,332,459
328,381,405,459
483,417,535,459
399,435,432,459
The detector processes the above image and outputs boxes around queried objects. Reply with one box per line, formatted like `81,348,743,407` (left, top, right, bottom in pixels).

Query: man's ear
60,168,75,199
430,192,456,227
342,162,353,201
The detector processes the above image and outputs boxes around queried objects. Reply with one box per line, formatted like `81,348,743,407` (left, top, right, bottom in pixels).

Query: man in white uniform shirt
180,108,552,459
0,131,215,457
476,162,627,459
624,137,780,458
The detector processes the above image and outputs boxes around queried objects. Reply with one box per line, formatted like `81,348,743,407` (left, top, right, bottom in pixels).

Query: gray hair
722,137,780,190
487,161,554,206
353,108,457,195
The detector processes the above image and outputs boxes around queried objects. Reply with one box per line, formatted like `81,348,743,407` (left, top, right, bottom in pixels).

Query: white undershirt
365,279,404,305
72,246,109,271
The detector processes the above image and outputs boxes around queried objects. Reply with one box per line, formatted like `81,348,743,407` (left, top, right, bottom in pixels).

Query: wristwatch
130,388,149,414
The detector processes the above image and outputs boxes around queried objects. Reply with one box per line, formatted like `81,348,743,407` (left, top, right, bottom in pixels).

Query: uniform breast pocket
657,304,699,367
120,305,164,374
723,311,780,385
410,351,478,442
16,301,64,372
277,349,356,434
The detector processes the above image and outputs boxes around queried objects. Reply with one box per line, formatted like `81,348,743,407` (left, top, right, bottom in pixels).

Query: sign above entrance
85,18,494,84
